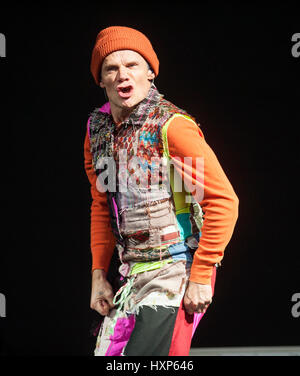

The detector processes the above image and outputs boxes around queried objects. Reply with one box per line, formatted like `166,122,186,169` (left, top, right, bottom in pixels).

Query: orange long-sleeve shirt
84,115,239,284
166,116,239,283
84,131,116,274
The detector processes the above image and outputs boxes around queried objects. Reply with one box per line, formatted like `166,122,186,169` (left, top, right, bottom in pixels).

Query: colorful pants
94,261,216,356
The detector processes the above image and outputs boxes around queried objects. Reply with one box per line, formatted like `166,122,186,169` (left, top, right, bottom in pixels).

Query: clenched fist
90,269,115,316
183,281,212,315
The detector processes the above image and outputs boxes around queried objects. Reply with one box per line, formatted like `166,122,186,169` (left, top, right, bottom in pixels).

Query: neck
110,105,134,126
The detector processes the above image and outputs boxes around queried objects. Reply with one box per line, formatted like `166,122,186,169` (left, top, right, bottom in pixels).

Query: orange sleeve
166,116,239,284
84,129,116,273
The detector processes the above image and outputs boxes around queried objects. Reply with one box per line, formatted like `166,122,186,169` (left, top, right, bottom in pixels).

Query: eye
127,62,138,68
105,66,118,72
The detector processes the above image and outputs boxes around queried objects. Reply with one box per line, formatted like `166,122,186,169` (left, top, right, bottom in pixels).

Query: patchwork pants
94,260,216,356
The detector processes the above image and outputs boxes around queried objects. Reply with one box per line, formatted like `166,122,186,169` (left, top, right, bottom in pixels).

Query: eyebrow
104,61,139,71
103,64,118,71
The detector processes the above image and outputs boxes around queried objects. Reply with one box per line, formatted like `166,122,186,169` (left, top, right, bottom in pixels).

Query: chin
120,98,137,109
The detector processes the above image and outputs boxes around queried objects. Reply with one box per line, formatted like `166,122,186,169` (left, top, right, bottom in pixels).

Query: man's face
100,50,155,111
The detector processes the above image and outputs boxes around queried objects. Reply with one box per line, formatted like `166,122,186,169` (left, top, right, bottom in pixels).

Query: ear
99,81,105,88
147,69,155,81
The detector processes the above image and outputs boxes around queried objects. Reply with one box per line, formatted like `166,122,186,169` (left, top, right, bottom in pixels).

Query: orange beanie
90,26,159,85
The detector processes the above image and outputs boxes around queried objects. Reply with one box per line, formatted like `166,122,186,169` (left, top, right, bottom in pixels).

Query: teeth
120,86,131,93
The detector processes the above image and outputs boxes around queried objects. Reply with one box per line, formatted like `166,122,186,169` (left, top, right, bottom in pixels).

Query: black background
0,3,299,356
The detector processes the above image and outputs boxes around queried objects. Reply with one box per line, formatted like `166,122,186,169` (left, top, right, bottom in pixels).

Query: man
84,26,239,356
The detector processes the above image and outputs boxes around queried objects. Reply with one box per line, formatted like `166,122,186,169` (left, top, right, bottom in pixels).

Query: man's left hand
183,281,213,315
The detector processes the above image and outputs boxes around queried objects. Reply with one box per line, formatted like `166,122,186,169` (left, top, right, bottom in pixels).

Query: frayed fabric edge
130,303,176,316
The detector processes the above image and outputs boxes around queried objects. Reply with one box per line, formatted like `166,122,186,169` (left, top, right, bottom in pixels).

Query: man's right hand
90,269,115,316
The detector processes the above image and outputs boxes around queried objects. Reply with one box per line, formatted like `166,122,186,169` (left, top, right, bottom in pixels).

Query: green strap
129,259,174,276
107,277,135,336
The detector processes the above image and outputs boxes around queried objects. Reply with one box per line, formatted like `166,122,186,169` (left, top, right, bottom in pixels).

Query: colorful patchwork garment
88,84,214,356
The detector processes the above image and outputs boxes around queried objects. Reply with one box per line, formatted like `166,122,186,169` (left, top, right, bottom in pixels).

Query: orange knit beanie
90,26,159,85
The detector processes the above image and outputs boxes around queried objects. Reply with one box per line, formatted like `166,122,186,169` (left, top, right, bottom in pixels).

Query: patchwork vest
88,85,203,268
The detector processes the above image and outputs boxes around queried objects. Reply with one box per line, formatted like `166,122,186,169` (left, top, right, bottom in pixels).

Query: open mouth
117,85,134,98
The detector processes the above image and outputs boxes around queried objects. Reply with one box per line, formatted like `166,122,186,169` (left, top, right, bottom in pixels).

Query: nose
117,66,129,82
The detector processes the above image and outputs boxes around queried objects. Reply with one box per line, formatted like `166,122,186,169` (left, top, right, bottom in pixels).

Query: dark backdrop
0,3,299,356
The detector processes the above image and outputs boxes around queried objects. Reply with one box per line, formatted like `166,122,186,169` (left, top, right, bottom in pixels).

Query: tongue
118,87,133,98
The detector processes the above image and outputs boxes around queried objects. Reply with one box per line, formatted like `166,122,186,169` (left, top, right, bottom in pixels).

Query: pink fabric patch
105,315,136,356
192,312,205,337
112,197,119,228
99,102,111,114
87,117,91,139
